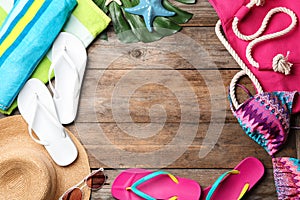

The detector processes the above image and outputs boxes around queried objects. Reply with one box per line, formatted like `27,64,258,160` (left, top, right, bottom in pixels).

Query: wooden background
2,0,299,199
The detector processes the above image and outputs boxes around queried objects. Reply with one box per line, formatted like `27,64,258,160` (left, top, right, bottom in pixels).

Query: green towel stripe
0,6,7,26
0,51,52,115
72,0,111,37
31,56,53,82
0,101,16,115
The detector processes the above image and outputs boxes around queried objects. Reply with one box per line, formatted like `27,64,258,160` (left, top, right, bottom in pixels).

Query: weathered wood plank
90,169,277,200
77,68,298,125
88,27,239,70
68,122,297,169
78,68,229,123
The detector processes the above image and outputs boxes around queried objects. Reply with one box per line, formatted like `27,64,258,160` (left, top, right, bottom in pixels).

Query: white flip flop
17,78,78,166
48,32,87,124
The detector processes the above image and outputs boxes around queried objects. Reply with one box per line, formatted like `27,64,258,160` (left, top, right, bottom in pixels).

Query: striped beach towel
0,0,110,114
0,0,77,112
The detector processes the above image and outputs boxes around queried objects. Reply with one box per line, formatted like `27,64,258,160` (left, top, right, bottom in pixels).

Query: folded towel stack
0,0,111,114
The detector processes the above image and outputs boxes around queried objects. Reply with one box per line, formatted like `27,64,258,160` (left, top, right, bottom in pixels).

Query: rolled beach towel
0,0,77,112
0,0,111,114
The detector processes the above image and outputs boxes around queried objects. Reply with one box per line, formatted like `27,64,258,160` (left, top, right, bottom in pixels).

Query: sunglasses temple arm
75,179,85,188
79,182,88,190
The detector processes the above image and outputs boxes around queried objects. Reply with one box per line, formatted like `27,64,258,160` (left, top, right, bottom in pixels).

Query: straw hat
0,115,91,200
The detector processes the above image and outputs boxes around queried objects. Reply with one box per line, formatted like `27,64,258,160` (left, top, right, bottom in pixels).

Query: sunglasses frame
59,168,107,200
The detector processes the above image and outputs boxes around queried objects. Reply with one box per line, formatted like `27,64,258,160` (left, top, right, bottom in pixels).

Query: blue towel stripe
0,0,32,41
0,0,77,110
0,0,52,66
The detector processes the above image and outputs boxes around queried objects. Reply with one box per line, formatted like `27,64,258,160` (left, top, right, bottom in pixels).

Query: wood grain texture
173,0,219,26
77,68,228,123
68,122,297,169
88,27,239,70
77,68,300,125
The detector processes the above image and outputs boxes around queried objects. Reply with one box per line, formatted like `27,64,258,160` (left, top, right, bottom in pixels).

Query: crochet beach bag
208,0,300,114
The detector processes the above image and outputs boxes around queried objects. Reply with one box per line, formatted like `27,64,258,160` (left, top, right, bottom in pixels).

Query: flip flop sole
112,168,201,200
18,78,78,166
202,157,264,200
51,32,87,124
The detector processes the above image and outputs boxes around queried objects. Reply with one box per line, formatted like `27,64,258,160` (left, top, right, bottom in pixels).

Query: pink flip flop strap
206,170,249,200
126,171,179,200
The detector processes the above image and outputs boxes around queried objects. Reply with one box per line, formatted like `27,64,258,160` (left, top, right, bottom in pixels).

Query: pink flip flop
201,157,264,200
111,168,201,200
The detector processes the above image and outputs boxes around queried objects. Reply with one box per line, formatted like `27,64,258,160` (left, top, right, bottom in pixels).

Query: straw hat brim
0,115,91,200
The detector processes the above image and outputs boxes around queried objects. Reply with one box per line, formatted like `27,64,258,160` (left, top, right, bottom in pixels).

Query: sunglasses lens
62,188,82,200
86,170,106,190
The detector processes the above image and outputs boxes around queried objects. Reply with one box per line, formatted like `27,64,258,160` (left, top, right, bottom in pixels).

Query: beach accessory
0,0,111,115
0,0,77,112
124,0,175,32
48,32,87,124
229,70,298,156
201,157,264,200
0,115,91,200
209,0,300,114
94,0,194,43
17,78,78,166
60,168,107,200
112,168,201,200
272,157,300,199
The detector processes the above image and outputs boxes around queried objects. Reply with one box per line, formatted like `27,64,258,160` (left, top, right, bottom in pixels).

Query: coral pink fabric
209,0,300,113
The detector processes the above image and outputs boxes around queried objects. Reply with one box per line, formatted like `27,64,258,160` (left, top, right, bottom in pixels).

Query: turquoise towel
0,0,111,114
0,0,77,111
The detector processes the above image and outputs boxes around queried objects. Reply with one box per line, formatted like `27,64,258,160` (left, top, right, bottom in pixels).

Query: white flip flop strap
28,111,48,146
48,48,81,98
28,93,66,146
61,50,81,97
28,94,49,146
48,57,59,98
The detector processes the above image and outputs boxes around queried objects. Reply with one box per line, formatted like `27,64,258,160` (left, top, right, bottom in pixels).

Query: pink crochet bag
209,0,300,113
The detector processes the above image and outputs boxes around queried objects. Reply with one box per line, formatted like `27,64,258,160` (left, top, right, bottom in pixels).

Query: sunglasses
59,168,108,200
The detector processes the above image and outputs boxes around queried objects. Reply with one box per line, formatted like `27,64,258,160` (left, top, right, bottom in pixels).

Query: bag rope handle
215,20,263,110
232,0,297,75
229,71,250,110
